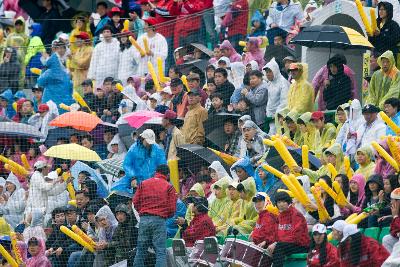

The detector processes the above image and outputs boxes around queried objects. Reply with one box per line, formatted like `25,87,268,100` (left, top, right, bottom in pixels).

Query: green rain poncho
233,177,258,235
284,111,302,146
298,112,321,155
355,146,376,181
185,183,205,223
275,108,289,136
209,177,231,226
366,50,400,109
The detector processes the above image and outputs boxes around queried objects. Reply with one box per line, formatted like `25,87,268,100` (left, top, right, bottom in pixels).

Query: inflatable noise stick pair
0,155,29,177
310,186,330,223
0,243,17,267
72,225,96,248
327,212,369,241
60,226,95,253
157,57,170,83
371,141,400,172
387,136,400,165
332,180,348,207
380,111,400,135
281,174,312,209
56,168,76,200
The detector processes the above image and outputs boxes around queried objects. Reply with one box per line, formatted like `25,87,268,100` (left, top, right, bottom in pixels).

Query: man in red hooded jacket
382,187,400,252
267,191,310,267
250,193,277,247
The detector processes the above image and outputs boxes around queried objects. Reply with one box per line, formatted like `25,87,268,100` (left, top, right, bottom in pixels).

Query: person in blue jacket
248,10,266,37
230,156,260,184
383,97,400,136
166,199,187,238
112,129,167,194
37,53,74,114
0,89,16,119
254,165,286,203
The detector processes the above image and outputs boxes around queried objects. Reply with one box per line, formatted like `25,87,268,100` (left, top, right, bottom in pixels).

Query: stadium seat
379,227,391,244
363,227,380,241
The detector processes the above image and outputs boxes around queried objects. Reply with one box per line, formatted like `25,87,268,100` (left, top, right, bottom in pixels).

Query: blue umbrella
71,161,109,198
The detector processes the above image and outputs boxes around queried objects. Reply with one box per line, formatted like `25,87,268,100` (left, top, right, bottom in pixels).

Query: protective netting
0,0,399,267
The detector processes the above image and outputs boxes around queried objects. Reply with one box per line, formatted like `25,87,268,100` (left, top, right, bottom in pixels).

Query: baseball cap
110,7,122,14
328,220,347,232
144,17,157,26
75,32,90,40
162,86,172,95
311,111,324,121
252,193,266,202
32,86,43,92
341,224,359,242
362,104,380,114
312,223,327,234
391,187,400,200
187,89,201,96
140,129,156,145
38,104,49,113
149,93,158,100
34,160,48,169
170,78,183,87
163,110,177,120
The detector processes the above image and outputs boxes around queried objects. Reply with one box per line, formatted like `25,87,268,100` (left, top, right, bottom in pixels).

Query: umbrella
71,161,109,198
122,111,164,129
0,122,45,139
44,144,101,162
264,45,297,69
96,157,124,176
176,144,230,173
204,113,241,150
178,59,209,75
49,111,102,132
290,25,373,50
265,146,321,170
117,119,164,148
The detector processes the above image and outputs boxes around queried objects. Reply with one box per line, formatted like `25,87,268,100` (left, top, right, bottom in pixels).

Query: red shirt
307,242,339,267
390,216,400,238
133,173,177,219
251,210,277,246
182,213,216,247
277,206,310,247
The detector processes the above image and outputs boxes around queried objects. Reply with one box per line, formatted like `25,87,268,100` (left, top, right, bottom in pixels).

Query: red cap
110,7,122,13
138,0,150,4
163,110,177,120
311,111,324,121
74,32,90,40
144,17,158,26
38,104,49,113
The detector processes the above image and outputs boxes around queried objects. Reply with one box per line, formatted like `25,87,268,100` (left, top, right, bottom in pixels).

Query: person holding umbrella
161,110,185,160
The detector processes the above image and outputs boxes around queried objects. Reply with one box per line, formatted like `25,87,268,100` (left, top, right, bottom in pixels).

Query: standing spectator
37,0,62,46
356,104,386,148
90,2,111,41
128,6,145,38
242,70,268,127
366,50,400,109
243,37,265,70
222,0,249,52
6,17,28,70
0,47,20,93
25,23,45,88
108,7,124,34
286,63,314,114
137,18,168,76
383,97,400,136
249,10,267,37
369,2,400,58
263,58,290,134
87,25,120,86
133,165,177,267
214,68,236,106
181,89,208,145
266,0,304,44
69,16,92,54
37,53,74,114
161,110,185,160
267,191,310,267
117,31,140,85
69,32,93,95
322,55,353,110
338,224,389,266
312,54,357,111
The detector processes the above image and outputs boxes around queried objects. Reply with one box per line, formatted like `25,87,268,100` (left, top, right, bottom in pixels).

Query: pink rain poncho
26,238,51,267
242,37,265,70
219,40,242,63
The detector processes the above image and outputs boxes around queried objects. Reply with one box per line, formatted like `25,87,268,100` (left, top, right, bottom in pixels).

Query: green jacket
25,36,45,65
209,177,231,226
234,177,258,234
366,50,400,109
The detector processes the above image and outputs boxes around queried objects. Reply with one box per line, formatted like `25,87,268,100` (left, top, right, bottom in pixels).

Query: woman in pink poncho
242,37,265,70
26,237,51,267
219,40,242,63
312,54,358,111
342,174,366,217
375,139,397,179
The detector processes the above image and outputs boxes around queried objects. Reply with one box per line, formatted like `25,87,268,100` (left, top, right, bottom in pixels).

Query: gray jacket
246,80,268,125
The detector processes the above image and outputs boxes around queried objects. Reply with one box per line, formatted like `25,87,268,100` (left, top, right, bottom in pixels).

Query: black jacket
0,48,20,93
38,7,62,46
369,2,400,54
216,80,235,106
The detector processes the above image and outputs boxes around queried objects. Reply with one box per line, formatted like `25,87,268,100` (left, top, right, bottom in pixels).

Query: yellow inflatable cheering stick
380,111,400,135
143,36,151,55
316,180,338,201
56,168,75,200
181,75,190,92
157,57,170,83
370,8,378,34
208,148,239,166
326,163,338,180
274,138,299,173
262,164,284,179
116,83,124,92
0,243,17,267
168,159,180,193
372,141,399,172
30,68,42,75
310,186,330,223
387,136,400,165
265,204,279,216
355,0,372,36
10,232,23,265
20,154,31,170
129,36,145,57
302,145,310,169
72,225,96,248
343,156,352,179
60,226,95,253
332,180,348,207
147,61,162,91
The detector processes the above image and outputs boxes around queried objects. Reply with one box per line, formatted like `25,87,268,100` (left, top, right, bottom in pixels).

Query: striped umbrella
96,157,124,176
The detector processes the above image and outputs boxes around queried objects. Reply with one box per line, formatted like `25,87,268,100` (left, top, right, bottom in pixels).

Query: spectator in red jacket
250,192,277,248
307,223,339,267
180,196,216,247
267,191,310,267
382,187,400,252
133,164,177,267
338,224,390,267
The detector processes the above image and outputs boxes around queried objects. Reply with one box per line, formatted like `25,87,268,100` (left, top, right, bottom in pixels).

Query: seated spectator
345,174,366,214
382,187,400,253
355,147,376,180
329,220,347,242
215,181,242,235
209,177,230,226
338,224,389,266
242,70,268,126
243,37,265,70
208,93,226,115
234,177,258,235
0,172,26,228
310,111,336,153
214,68,236,107
297,112,321,155
362,174,387,227
255,166,286,203
222,118,241,156
284,111,302,145
306,224,339,267
374,139,397,179
287,63,314,114
383,97,400,136
26,237,52,267
250,192,277,248
166,199,186,238
267,191,310,267
356,104,386,149
335,103,349,136
249,10,267,37
366,51,400,109
239,121,268,165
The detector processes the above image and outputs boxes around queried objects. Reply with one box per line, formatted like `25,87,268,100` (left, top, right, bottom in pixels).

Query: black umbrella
204,113,241,150
264,45,297,69
178,59,209,75
176,144,230,173
0,122,45,139
265,146,321,171
117,120,164,148
290,25,373,50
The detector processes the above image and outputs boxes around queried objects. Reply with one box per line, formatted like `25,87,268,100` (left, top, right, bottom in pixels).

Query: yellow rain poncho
298,112,321,155
233,177,258,235
216,182,243,235
0,217,11,236
185,183,205,223
355,146,376,181
209,177,231,226
275,108,289,136
284,111,302,146
366,50,400,109
287,63,315,114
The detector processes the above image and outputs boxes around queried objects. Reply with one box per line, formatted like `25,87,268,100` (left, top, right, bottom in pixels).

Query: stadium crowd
0,0,399,266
